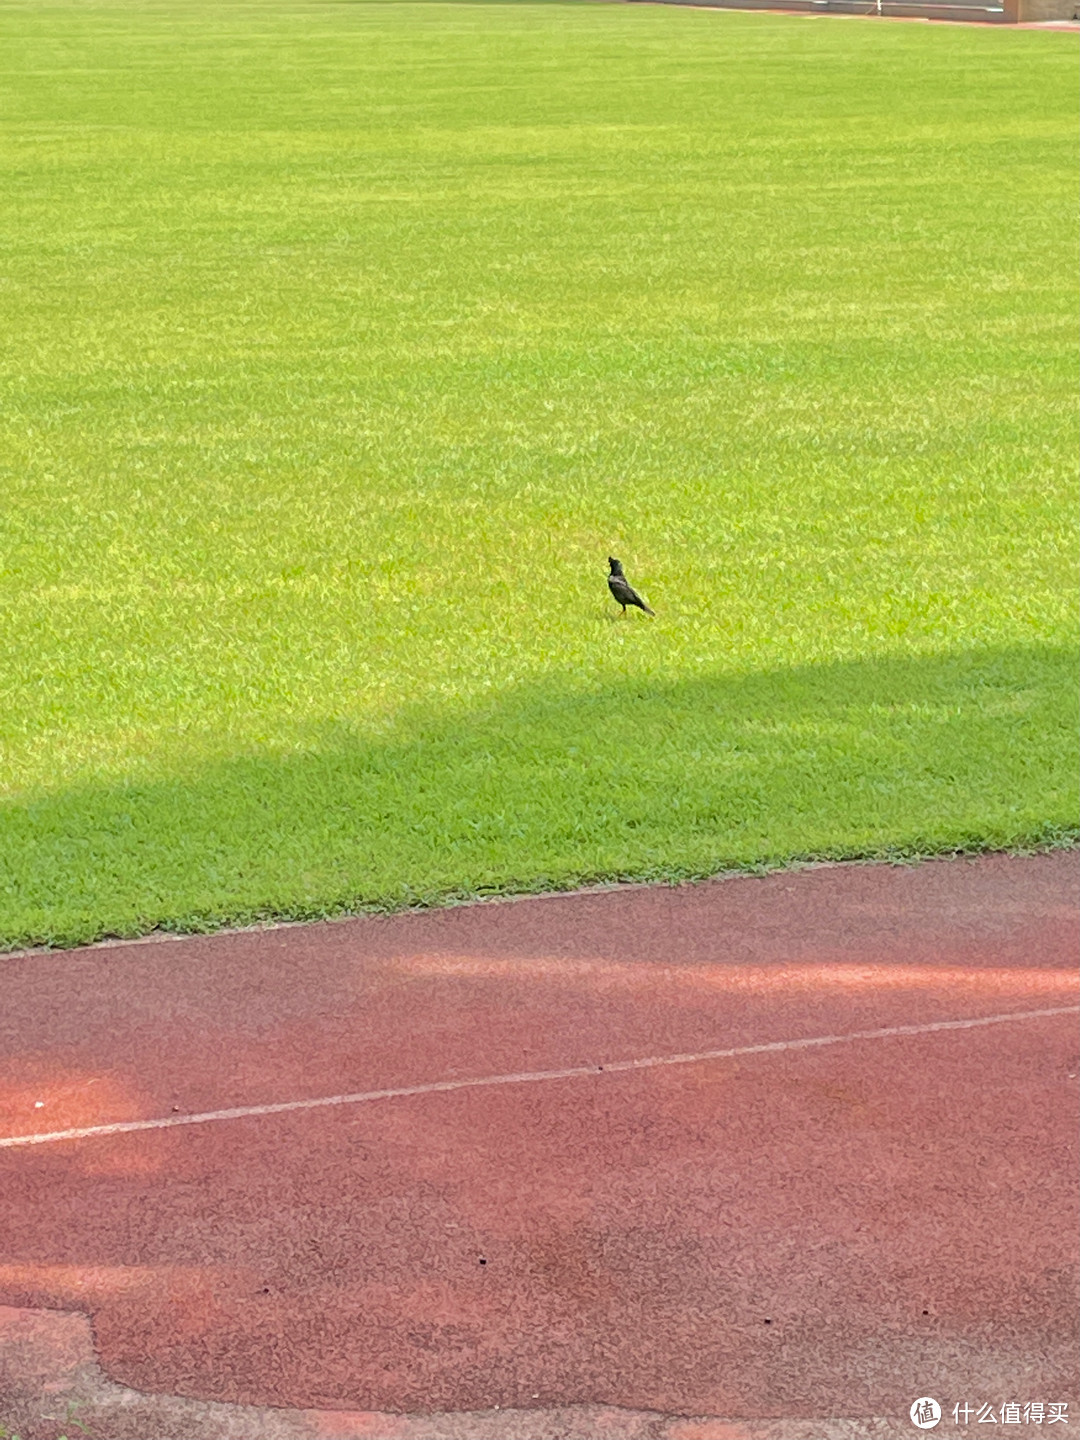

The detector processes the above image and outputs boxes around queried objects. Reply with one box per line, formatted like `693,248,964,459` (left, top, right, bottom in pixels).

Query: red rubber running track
0,853,1077,1439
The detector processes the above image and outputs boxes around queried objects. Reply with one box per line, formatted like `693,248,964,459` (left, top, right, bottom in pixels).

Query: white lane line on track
2,1004,1077,1151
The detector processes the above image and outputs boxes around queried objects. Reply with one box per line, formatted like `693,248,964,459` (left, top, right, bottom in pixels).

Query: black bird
607,557,654,616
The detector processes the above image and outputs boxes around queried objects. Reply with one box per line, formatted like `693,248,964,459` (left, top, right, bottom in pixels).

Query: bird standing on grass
607,557,654,616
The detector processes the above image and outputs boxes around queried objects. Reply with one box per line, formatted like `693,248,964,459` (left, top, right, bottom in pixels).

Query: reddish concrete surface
0,853,1077,1437
634,2,1080,26
0,1307,917,1440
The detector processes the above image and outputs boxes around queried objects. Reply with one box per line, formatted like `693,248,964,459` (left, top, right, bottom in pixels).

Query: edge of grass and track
5,825,1076,956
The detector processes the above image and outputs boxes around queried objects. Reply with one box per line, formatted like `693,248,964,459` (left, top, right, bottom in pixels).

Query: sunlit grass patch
0,0,1076,947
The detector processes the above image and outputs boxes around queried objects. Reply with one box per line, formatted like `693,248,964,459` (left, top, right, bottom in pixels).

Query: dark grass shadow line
2,641,1076,950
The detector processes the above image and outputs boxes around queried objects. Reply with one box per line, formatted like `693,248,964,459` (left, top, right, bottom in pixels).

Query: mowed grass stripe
0,2,1076,947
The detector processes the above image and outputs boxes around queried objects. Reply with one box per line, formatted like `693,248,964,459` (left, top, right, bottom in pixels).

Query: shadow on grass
2,642,1076,949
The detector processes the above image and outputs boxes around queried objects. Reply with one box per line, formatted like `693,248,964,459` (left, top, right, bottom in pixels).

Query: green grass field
1,0,1076,949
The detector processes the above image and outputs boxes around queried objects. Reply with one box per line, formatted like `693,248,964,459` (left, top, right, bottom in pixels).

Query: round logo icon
910,1398,942,1430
